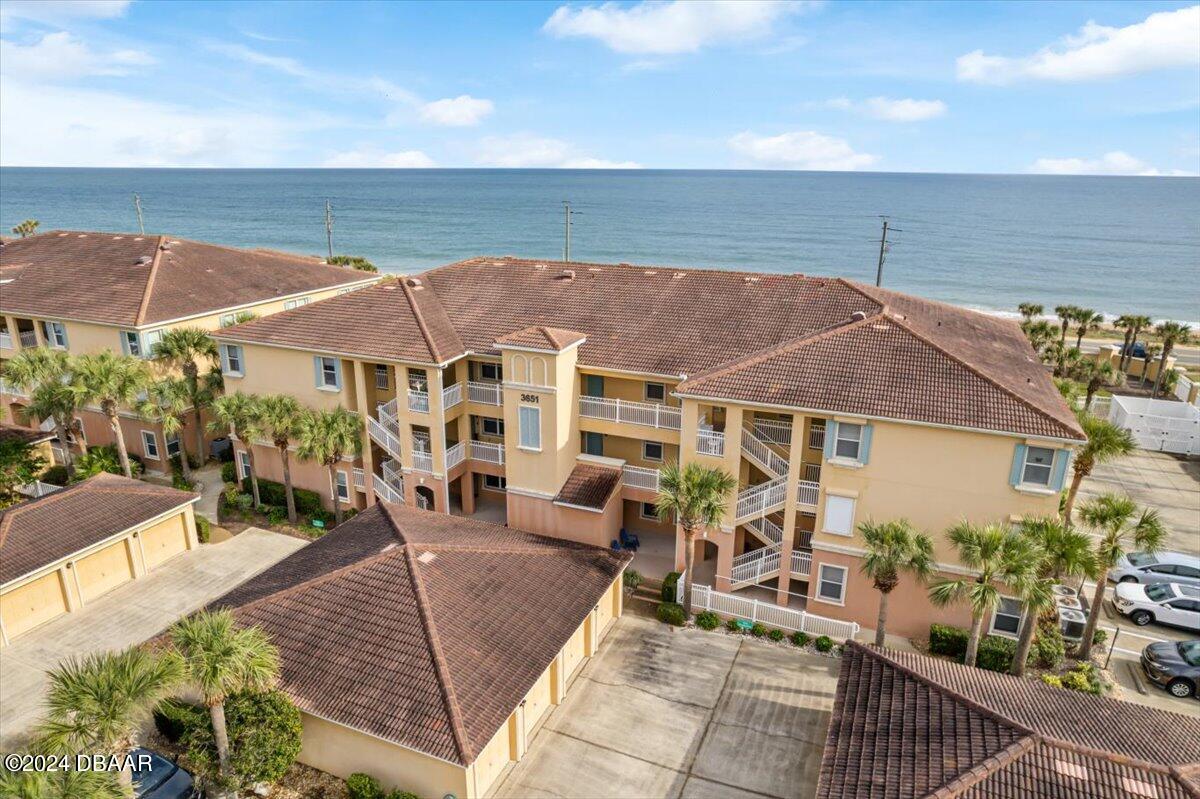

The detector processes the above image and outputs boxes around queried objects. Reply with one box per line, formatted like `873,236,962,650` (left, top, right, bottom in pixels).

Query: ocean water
1,168,1197,323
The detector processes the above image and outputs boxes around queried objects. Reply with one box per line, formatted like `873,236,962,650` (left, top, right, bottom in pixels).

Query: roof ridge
443,255,828,281
882,313,1083,440
399,278,446,363
400,543,474,764
134,235,167,326
925,735,1041,798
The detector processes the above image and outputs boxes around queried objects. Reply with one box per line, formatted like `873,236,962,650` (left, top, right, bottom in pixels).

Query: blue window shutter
58,324,68,348
313,356,322,387
333,359,343,389
1009,444,1027,486
120,332,130,356
219,346,230,374
823,421,838,460
859,424,873,464
1050,450,1070,491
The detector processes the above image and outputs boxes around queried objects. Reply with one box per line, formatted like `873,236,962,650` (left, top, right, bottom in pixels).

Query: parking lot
1078,450,1200,553
494,610,841,799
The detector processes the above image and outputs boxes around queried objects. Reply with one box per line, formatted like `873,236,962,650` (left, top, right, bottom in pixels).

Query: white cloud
728,130,877,170
1029,151,1193,177
542,0,811,55
828,96,947,122
323,148,435,168
0,31,154,81
957,5,1200,84
418,95,494,127
475,134,641,168
0,0,131,27
205,41,317,79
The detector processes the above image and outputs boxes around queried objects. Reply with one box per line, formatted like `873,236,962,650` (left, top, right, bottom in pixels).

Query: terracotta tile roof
553,463,623,510
0,231,377,327
0,473,197,585
0,423,55,446
817,643,1200,799
208,503,631,766
495,325,586,351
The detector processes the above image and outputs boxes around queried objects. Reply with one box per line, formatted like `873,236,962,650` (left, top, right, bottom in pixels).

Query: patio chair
611,539,622,552
620,528,640,551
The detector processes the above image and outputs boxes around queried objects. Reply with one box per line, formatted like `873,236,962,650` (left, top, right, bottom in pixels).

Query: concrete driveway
494,612,840,799
1078,450,1200,553
0,527,305,750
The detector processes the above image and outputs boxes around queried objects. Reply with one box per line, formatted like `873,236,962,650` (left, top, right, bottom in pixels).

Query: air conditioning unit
1056,596,1083,611
1051,584,1075,599
1058,608,1087,642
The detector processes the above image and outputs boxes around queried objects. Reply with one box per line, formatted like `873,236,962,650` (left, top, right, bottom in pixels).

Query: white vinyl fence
678,571,860,640
1108,395,1199,456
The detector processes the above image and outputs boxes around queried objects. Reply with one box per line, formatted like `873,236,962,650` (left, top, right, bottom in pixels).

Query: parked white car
1114,582,1200,631
1109,551,1200,587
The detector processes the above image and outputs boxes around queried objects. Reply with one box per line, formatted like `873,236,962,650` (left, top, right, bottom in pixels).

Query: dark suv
132,748,197,798
1141,640,1200,700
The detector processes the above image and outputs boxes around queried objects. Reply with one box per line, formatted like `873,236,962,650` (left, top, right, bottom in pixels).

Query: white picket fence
1109,395,1199,456
677,571,860,639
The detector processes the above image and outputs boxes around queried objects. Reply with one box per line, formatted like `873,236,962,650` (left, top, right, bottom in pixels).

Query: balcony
468,440,505,465
750,418,792,447
446,441,466,470
791,550,812,577
696,429,725,457
18,330,37,348
352,467,365,490
408,389,430,414
579,396,681,431
412,450,433,473
808,422,826,450
0,331,11,350
443,382,463,410
622,464,660,492
468,381,502,406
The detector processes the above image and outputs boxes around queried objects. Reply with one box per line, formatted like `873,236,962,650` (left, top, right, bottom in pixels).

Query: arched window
511,354,528,384
531,356,548,386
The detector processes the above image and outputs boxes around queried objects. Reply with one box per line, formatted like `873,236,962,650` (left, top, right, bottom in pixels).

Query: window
220,313,236,327
1022,446,1055,486
483,474,507,491
1176,565,1200,580
481,416,505,437
41,321,68,348
644,382,666,402
990,597,1023,637
166,436,181,457
220,344,244,376
374,364,389,390
584,431,604,456
518,405,541,450
238,450,251,481
142,329,163,356
642,440,664,461
407,368,428,393
834,423,862,460
822,495,856,536
316,356,341,390
120,331,142,357
335,470,349,502
641,502,659,520
584,374,604,397
284,296,311,310
141,430,160,460
816,564,847,604
479,362,502,381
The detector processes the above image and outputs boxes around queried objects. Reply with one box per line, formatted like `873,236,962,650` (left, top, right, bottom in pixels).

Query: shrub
694,611,720,631
928,624,968,659
726,618,742,633
1033,620,1065,669
171,471,193,491
1092,628,1108,646
242,477,324,516
976,636,1017,673
662,572,681,603
928,623,1015,672
814,636,834,653
42,464,69,486
622,569,643,592
328,255,378,273
790,631,810,647
72,445,143,481
768,629,785,642
194,514,211,544
749,622,767,638
221,461,237,483
184,690,303,786
153,699,207,745
1040,674,1063,688
1044,663,1104,695
266,506,289,527
657,602,686,626
346,773,383,799
384,792,420,799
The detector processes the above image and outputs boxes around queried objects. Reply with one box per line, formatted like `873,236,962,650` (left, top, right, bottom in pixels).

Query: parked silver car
1109,551,1200,587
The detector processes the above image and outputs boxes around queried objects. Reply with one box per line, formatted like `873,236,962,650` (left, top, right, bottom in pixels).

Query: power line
563,200,581,262
875,216,902,287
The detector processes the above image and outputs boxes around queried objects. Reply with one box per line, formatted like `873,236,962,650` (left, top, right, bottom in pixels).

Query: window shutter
1009,444,1027,486
219,346,230,374
332,359,342,389
1050,450,1070,491
823,421,838,460
858,424,873,464
58,324,68,348
120,333,130,356
313,356,322,387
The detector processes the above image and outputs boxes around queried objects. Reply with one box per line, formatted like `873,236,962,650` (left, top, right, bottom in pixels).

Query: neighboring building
0,423,57,467
213,256,1084,636
209,501,630,799
0,473,199,645
0,231,380,471
818,642,1200,798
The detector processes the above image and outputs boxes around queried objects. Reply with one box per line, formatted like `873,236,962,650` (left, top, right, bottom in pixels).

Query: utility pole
563,201,572,262
875,216,901,287
324,200,334,260
133,193,144,235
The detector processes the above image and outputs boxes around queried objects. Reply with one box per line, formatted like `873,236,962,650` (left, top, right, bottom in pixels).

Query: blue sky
1,0,1197,173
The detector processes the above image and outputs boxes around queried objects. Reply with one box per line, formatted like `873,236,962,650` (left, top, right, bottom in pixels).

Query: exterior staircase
366,399,404,461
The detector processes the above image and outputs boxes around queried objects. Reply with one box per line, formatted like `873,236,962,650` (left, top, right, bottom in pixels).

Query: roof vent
534,263,547,270
673,272,685,279
136,256,152,265
406,277,422,288
850,311,867,321
557,269,576,281
587,267,601,272
743,276,759,283
417,551,437,565
644,270,657,275
1053,760,1088,780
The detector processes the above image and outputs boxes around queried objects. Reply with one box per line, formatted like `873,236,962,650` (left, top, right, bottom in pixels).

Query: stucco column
714,535,734,592
352,361,377,507
775,413,807,606
614,574,624,618
59,567,80,612
510,704,527,761
3,315,18,350
461,470,476,514
550,653,565,704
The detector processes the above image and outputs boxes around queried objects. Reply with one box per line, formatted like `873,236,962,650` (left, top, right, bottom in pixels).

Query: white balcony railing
744,514,784,545
468,440,505,465
352,468,365,489
687,582,860,639
366,415,403,461
443,382,463,410
468,381,502,406
696,429,725,457
791,550,812,576
375,459,405,504
741,424,789,478
374,477,403,504
735,476,788,522
731,546,781,588
808,421,826,450
622,464,660,492
19,330,37,348
803,463,822,483
379,398,400,424
751,418,792,447
0,332,11,350
796,479,819,507
579,396,682,430
412,450,433,473
408,390,430,413
446,441,466,470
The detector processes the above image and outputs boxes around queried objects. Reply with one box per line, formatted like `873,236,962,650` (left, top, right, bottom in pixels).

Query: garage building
210,501,631,799
0,473,199,646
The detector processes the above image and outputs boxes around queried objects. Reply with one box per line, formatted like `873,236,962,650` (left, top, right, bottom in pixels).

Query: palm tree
1023,320,1056,359
1049,342,1082,378
1009,518,1096,676
154,327,222,466
208,392,265,507
1071,359,1122,412
1072,308,1104,350
655,461,737,616
1053,305,1077,351
137,377,193,482
10,219,39,238
1062,412,1135,523
296,406,363,525
1115,314,1152,372
0,762,125,799
1140,343,1161,387
1151,322,1191,398
72,352,151,479
2,349,85,476
858,519,935,647
169,610,279,779
1077,494,1166,660
928,522,1038,667
257,394,304,522
1017,302,1043,324
38,646,182,788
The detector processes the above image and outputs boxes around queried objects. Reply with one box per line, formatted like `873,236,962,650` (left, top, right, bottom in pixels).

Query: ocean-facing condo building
213,255,1086,636
0,231,379,468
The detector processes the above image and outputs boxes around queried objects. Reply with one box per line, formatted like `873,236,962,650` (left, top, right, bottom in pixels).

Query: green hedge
221,461,237,483
657,602,686,626
790,631,810,648
928,623,1017,673
153,699,208,744
347,773,383,799
183,690,302,786
194,515,211,544
814,635,834,653
695,611,720,631
241,476,325,516
662,572,681,603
